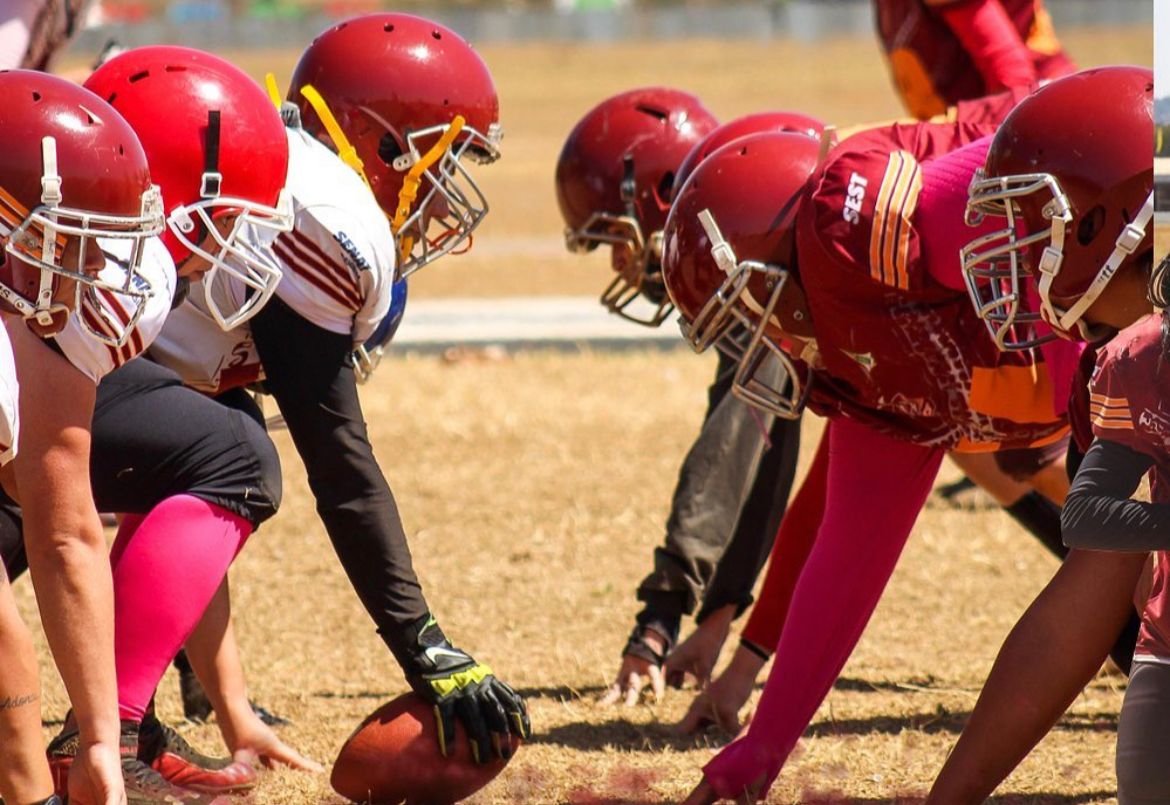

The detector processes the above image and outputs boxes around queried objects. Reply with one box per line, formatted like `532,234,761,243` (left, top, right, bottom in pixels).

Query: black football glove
401,616,530,763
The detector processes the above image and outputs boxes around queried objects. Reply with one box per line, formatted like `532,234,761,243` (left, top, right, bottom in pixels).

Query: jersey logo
840,348,876,373
334,232,371,274
842,171,868,226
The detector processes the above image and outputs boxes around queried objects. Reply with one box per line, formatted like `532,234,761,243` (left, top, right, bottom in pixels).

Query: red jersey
874,0,1075,118
796,121,1070,451
1087,316,1170,663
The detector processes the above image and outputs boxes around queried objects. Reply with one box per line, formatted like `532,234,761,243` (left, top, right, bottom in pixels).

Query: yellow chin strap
266,72,370,189
391,114,465,261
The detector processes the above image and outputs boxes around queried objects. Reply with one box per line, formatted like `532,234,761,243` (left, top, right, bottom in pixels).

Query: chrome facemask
678,208,810,420
964,167,1154,349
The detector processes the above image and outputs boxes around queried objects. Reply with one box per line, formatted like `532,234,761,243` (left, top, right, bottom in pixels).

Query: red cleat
138,712,258,795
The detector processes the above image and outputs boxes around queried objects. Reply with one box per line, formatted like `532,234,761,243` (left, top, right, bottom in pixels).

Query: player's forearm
183,580,254,750
24,515,120,742
0,581,54,804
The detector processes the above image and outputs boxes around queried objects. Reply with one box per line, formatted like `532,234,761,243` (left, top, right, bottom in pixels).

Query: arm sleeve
704,416,944,799
696,414,803,622
1062,438,1170,552
249,296,430,665
937,0,1037,95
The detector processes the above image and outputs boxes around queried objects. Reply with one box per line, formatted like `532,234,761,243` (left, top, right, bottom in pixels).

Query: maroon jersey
796,121,1070,451
874,0,1075,118
1088,316,1170,661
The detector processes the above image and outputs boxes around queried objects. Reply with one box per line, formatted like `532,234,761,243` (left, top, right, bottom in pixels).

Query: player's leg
47,358,281,801
1115,662,1170,805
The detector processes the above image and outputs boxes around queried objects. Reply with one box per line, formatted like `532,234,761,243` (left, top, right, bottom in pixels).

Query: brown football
330,692,521,805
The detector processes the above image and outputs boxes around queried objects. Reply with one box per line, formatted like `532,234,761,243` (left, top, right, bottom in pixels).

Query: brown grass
19,350,1125,804
21,27,1150,805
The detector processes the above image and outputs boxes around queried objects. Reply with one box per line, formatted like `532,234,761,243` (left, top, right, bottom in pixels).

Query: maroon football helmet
663,132,822,418
87,46,293,330
556,87,717,326
962,65,1153,349
671,111,826,201
289,13,501,277
0,70,163,346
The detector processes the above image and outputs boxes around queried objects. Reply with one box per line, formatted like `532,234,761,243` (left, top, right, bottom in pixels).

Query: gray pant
1117,661,1170,804
635,348,801,629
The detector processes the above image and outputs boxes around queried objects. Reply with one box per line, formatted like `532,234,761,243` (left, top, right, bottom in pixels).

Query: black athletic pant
1,358,281,580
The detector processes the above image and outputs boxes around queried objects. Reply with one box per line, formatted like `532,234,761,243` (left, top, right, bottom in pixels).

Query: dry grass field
21,23,1153,805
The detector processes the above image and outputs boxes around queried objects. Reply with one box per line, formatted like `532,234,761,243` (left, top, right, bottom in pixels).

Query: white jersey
0,325,18,465
148,126,396,395
55,236,176,384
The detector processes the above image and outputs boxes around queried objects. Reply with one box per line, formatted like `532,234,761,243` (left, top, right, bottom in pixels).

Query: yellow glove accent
264,73,282,110
391,115,465,262
429,662,493,699
298,84,371,189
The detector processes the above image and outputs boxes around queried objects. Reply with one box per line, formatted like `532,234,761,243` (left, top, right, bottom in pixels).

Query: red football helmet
962,65,1153,349
670,111,826,201
86,46,293,330
0,71,163,347
663,132,822,418
289,13,501,277
556,88,717,326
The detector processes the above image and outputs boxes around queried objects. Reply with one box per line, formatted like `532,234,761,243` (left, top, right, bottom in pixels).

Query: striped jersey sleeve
810,138,926,292
1087,318,1159,453
54,236,176,383
269,128,394,343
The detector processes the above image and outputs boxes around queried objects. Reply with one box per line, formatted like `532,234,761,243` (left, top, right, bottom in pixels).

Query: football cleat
47,719,232,805
138,709,257,794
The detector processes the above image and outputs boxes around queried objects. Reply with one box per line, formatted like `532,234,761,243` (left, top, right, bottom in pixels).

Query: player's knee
241,415,282,526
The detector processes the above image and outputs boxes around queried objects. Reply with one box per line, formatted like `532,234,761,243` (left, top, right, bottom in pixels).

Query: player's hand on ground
664,604,736,689
681,775,764,804
67,738,127,805
404,618,530,764
676,652,760,735
228,712,323,773
599,624,670,706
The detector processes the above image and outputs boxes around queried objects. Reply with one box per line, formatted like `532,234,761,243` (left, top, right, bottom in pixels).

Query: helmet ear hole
377,132,403,166
654,171,674,206
1077,205,1105,246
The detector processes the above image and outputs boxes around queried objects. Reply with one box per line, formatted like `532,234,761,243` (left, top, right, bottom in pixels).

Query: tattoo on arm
0,693,38,711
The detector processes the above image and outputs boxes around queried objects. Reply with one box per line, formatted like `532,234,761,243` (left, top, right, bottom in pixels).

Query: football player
556,90,808,704
874,0,1075,119
86,22,529,766
1058,293,1170,804
928,65,1153,804
0,69,164,805
659,88,1095,802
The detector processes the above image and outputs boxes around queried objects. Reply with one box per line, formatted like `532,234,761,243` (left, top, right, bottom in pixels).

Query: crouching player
659,95,1094,800
0,70,166,805
86,24,529,767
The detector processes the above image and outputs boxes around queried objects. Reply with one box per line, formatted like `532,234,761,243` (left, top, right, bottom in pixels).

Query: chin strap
36,136,62,326
1040,190,1153,335
298,83,370,189
391,115,465,262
